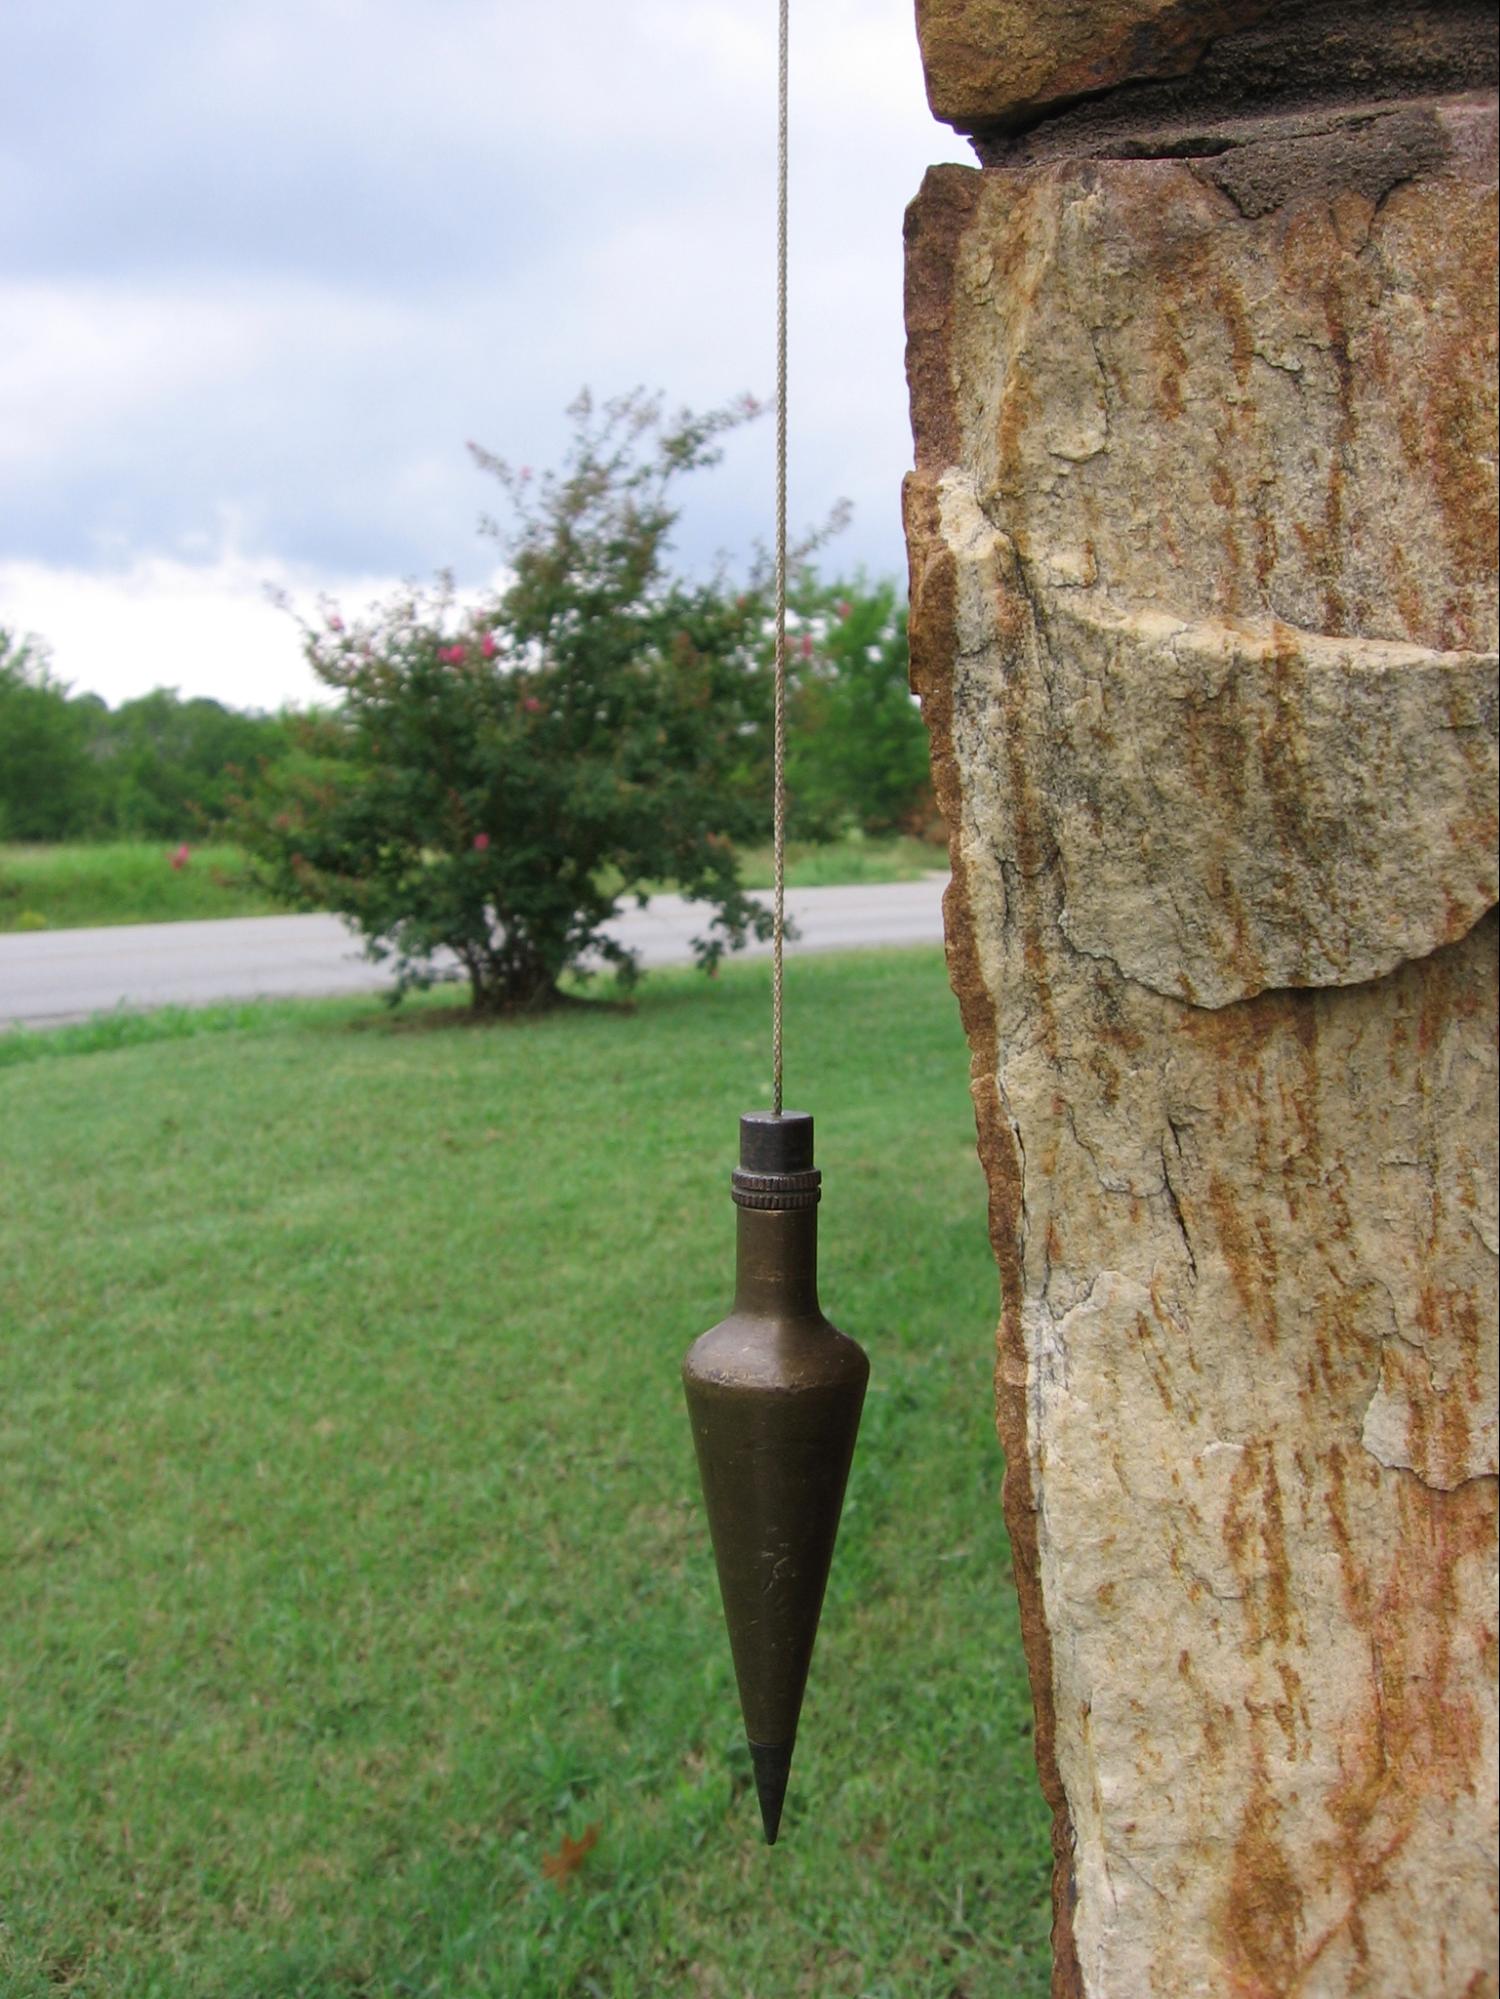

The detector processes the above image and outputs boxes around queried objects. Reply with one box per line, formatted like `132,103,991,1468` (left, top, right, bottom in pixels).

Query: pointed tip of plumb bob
750,1739,793,1845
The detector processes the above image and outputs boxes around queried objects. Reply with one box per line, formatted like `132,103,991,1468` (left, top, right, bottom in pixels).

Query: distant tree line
0,628,297,843
1,578,930,852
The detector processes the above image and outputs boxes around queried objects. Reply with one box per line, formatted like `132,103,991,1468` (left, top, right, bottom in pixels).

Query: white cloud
0,544,445,712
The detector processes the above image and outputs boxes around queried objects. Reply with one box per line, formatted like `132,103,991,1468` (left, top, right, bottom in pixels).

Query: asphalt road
0,879,949,1030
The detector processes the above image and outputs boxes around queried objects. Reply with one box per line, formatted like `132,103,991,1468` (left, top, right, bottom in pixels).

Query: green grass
0,950,1050,1997
735,834,946,891
0,843,282,932
0,834,947,936
0,998,337,1073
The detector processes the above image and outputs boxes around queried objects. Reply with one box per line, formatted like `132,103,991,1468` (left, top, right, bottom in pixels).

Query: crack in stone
1162,1117,1201,1283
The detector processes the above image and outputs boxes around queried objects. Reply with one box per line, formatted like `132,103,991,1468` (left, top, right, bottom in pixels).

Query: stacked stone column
903,4,1498,1993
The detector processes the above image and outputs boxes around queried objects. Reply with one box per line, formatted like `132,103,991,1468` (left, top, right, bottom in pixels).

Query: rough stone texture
916,0,1277,134
904,99,1499,1999
917,0,1498,140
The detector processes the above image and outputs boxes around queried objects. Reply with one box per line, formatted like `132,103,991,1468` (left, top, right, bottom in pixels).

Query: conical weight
682,1111,869,1842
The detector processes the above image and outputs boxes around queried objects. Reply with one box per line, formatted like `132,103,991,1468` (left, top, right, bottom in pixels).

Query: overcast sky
1,1,970,710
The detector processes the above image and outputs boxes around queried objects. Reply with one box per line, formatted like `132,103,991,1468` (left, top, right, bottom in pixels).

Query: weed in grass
0,950,1051,1997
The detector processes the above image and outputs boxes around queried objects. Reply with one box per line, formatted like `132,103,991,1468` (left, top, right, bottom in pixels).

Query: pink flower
439,643,466,664
835,600,852,620
523,695,544,714
169,843,191,871
472,832,491,852
798,633,814,659
479,633,498,658
326,612,344,632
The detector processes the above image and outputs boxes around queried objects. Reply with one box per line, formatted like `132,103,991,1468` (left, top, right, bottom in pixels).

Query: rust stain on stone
1260,625,1317,871
1316,1476,1497,1961
1180,1646,1230,1765
1252,506,1277,600
1425,191,1500,648
1259,1451,1295,1649
1407,1281,1486,1490
1087,1043,1122,1112
1323,1442,1377,1631
1176,644,1251,825
1221,1760,1306,1998
1274,1658,1311,1761
1320,297,1355,636
1222,1440,1299,1653
1207,1172,1282,1351
1154,310,1187,423
1210,451,1245,605
1134,1308,1177,1415
1390,543,1428,642
1208,267,1256,613
1215,271,1256,394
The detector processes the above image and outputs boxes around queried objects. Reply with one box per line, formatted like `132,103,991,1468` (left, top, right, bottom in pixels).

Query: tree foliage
0,627,292,842
783,575,930,838
236,391,780,1012
98,692,296,839
0,631,100,841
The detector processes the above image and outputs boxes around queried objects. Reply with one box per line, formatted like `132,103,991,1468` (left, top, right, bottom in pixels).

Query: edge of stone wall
903,162,1084,1998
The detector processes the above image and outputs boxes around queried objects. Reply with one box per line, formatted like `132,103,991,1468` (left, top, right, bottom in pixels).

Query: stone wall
903,4,1499,1993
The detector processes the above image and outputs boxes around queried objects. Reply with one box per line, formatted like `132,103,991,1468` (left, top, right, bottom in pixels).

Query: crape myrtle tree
238,391,790,1013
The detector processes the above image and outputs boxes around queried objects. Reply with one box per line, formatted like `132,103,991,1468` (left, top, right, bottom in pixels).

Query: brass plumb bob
682,1110,869,1843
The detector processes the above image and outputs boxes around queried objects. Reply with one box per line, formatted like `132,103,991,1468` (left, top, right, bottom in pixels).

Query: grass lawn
0,844,281,933
0,950,1051,1997
0,835,947,936
735,834,945,892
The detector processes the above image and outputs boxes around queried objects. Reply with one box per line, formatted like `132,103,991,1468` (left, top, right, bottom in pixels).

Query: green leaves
236,393,775,1014
782,577,932,840
0,630,297,844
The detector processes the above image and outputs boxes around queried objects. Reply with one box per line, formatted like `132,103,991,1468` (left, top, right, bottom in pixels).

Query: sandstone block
905,100,1499,1998
916,0,1498,141
915,0,1274,133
